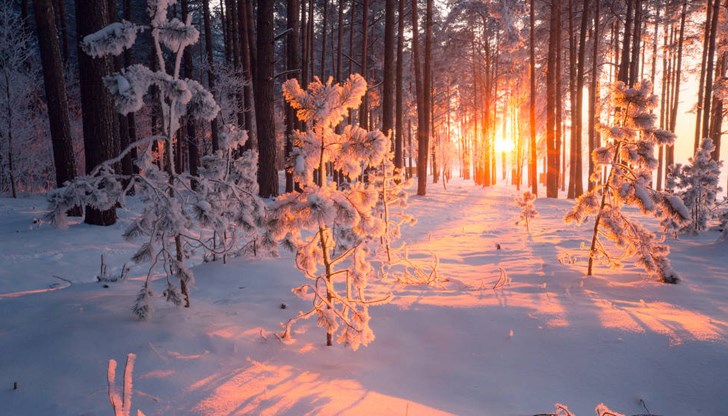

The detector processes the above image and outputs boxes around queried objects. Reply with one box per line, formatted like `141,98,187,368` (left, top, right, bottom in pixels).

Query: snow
1,179,728,415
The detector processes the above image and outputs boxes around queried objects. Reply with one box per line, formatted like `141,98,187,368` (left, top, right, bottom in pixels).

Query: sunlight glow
494,136,515,154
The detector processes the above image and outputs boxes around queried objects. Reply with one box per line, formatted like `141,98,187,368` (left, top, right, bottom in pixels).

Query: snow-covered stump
564,81,689,284
270,74,392,350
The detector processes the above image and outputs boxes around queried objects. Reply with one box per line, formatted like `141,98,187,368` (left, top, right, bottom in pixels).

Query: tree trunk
203,0,220,152
411,0,426,194
694,0,713,149
33,0,78,189
254,0,278,197
359,0,369,129
529,0,537,195
394,0,404,170
572,0,588,198
285,0,302,192
701,0,721,141
618,0,634,84
382,0,395,141
587,0,600,191
546,0,561,198
76,0,117,225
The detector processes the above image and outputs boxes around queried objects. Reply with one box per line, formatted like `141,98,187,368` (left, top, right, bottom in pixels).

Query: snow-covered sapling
515,191,538,233
370,153,416,262
270,74,392,350
46,0,265,318
665,137,723,234
564,81,688,283
107,353,144,416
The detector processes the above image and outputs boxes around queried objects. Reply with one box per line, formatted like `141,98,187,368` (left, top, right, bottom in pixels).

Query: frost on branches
564,81,688,284
46,0,265,319
515,191,538,233
665,137,723,235
270,74,393,350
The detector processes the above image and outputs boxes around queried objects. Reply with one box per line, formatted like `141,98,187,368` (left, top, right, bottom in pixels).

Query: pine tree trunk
359,0,369,129
694,0,713,149
382,0,395,142
320,0,328,79
546,0,561,198
618,0,634,84
587,0,600,191
203,0,220,152
76,0,117,225
254,0,278,197
54,0,69,63
33,0,78,189
529,0,537,194
285,0,302,192
394,0,404,170
411,0,426,195
701,0,721,141
572,0,589,198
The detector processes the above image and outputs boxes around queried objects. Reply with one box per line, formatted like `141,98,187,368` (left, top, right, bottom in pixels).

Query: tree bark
33,0,78,189
529,0,537,195
382,0,396,141
546,0,561,198
254,0,278,197
76,0,117,225
285,0,302,192
395,0,404,170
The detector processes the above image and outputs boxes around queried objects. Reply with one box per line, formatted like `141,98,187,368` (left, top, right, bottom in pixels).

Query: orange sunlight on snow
191,358,455,416
394,184,728,347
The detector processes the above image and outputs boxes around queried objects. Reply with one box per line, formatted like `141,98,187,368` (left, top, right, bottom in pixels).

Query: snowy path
1,181,728,415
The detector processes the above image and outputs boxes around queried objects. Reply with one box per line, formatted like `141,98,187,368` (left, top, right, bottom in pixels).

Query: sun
494,136,515,154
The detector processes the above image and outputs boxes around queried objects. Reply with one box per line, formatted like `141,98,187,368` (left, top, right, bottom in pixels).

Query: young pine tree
46,0,265,318
564,81,688,284
515,191,538,233
665,137,723,234
270,74,392,350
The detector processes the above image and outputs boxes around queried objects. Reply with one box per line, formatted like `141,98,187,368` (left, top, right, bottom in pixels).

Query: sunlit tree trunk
587,0,600,192
701,0,721,142
395,0,404,170
694,0,713,149
285,0,302,192
529,0,537,195
546,0,560,198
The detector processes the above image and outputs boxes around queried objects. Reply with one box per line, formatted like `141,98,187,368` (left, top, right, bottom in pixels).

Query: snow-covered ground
1,178,727,415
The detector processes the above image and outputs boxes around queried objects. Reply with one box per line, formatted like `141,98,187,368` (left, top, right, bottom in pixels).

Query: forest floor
1,178,727,416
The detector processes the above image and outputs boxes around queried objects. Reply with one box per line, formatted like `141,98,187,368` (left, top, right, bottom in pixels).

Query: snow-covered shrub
515,191,538,233
270,74,392,350
665,137,723,234
564,80,688,284
47,0,265,318
0,1,55,195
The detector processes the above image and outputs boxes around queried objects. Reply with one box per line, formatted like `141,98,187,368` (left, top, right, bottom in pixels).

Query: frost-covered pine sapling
45,0,266,319
665,137,723,234
515,191,538,233
270,74,392,350
564,81,689,284
370,152,416,262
